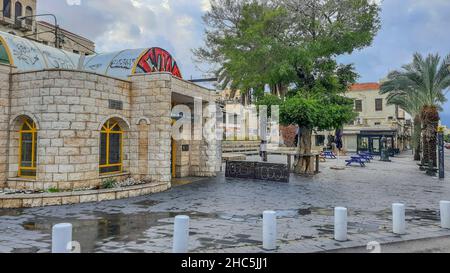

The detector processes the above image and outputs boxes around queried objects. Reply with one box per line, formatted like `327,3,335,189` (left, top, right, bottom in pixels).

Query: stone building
0,31,220,192
1,0,95,55
312,83,412,154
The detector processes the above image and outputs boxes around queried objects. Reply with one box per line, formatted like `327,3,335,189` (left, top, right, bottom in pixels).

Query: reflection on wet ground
1,152,449,253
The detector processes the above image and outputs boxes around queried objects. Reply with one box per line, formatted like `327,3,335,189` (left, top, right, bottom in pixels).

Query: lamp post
438,126,445,179
16,14,59,48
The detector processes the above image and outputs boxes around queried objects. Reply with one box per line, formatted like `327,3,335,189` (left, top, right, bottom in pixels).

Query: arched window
14,2,22,20
19,117,37,178
25,6,32,25
3,0,11,18
100,119,123,174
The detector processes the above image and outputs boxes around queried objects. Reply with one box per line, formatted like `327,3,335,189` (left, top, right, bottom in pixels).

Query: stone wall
170,76,219,178
2,69,217,191
8,69,132,190
0,64,12,188
129,73,172,184
281,125,298,147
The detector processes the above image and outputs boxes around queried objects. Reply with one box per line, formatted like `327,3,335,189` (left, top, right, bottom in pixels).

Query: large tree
380,53,450,168
196,0,381,174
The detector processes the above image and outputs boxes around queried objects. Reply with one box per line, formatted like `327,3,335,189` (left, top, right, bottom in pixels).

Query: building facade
0,31,220,191
313,83,412,154
1,0,95,55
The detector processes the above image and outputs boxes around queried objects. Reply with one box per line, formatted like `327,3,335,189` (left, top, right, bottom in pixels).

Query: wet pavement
0,150,449,253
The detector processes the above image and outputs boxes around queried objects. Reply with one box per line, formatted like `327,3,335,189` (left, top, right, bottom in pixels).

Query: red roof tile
350,83,380,91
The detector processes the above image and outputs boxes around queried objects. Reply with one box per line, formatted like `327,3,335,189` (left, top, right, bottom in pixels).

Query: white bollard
392,203,406,235
173,215,190,253
263,211,277,250
334,207,348,242
52,223,72,253
440,201,450,229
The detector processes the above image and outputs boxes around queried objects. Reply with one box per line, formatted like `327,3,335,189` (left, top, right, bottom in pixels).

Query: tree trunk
413,115,421,161
421,105,440,168
294,126,315,175
421,128,429,166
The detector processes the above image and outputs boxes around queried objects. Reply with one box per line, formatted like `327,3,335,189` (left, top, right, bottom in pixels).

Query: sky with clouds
37,0,450,126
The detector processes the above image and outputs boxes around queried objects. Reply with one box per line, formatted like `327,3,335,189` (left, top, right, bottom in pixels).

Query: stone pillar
0,64,11,188
138,120,149,179
215,104,223,172
130,73,172,185
199,101,217,176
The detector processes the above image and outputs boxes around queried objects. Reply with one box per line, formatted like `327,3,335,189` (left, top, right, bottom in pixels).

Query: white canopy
0,31,182,79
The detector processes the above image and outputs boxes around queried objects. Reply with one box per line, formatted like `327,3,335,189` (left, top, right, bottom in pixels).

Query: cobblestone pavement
0,151,449,253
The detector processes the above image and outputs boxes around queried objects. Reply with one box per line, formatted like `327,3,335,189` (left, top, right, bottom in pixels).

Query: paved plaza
0,151,449,253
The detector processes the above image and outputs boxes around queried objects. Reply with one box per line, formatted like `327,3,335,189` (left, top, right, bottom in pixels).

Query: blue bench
346,156,366,167
322,151,337,159
359,152,374,160
358,154,372,163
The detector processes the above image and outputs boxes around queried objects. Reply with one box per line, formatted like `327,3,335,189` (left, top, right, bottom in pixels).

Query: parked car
445,143,450,149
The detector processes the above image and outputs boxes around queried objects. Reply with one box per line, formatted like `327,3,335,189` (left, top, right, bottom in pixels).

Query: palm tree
380,79,422,160
380,53,450,168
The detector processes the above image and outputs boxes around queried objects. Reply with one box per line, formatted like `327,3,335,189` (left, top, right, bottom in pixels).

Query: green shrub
445,134,450,143
102,178,117,189
47,187,60,193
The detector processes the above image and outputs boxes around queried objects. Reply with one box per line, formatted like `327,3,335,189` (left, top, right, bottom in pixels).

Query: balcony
13,19,32,31
0,15,14,26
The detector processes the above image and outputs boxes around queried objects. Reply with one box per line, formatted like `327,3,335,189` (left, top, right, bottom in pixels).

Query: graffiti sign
136,47,182,78
225,161,290,183
110,57,136,69
12,41,40,65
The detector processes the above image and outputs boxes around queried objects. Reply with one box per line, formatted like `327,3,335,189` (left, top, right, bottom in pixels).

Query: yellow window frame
100,119,124,175
18,118,37,178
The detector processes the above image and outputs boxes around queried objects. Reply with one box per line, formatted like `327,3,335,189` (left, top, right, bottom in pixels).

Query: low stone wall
222,141,260,153
0,182,169,209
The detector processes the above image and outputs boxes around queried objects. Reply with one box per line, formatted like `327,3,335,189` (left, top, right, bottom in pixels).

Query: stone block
23,198,43,208
116,190,130,200
62,196,80,205
42,197,62,206
80,194,98,203
2,199,22,208
98,192,116,202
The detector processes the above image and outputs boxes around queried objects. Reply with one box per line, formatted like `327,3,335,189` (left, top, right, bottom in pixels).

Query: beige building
1,0,95,55
313,83,412,154
0,31,220,193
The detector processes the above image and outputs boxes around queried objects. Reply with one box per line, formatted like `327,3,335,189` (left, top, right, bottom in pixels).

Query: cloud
37,0,450,125
338,0,450,125
38,0,209,79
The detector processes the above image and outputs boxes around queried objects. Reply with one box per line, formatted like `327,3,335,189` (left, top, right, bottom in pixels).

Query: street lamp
16,14,59,48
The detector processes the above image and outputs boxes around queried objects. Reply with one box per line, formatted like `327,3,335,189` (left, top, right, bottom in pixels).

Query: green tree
445,134,450,143
380,53,450,168
196,0,380,174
